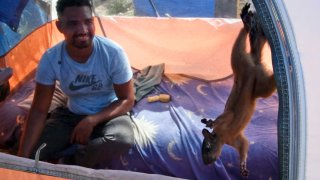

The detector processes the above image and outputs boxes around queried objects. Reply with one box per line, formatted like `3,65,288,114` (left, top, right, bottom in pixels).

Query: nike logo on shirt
69,81,100,91
69,74,101,91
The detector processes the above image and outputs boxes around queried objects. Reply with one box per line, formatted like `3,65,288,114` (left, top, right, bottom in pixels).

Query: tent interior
0,0,279,179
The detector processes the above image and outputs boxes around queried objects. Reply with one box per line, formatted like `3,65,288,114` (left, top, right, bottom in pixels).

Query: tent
0,0,319,179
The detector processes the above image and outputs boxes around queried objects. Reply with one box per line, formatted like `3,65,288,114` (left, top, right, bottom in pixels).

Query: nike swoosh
69,81,100,91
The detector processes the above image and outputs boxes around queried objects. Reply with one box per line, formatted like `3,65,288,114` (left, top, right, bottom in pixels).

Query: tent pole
148,0,160,17
90,0,107,37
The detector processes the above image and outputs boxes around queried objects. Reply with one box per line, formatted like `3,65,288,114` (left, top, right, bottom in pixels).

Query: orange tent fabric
101,17,239,80
0,168,68,180
1,17,271,91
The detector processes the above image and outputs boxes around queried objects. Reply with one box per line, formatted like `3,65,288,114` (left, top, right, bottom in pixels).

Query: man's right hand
18,83,55,158
71,116,96,145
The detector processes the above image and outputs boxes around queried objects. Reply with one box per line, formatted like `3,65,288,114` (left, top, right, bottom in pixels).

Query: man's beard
72,33,93,49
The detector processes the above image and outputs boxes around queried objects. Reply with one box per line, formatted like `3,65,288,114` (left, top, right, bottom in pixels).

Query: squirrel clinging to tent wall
201,3,276,177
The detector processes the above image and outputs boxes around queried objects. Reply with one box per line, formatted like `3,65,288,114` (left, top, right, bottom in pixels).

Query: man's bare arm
18,83,55,158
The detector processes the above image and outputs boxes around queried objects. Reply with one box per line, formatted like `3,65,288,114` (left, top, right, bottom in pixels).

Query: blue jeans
31,107,134,168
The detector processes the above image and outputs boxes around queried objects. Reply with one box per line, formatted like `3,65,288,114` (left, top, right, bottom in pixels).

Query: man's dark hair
56,0,93,17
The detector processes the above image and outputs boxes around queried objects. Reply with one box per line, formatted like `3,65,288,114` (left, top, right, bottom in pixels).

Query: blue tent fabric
108,75,279,180
0,24,21,56
0,0,48,56
0,74,279,179
133,0,215,17
0,0,29,31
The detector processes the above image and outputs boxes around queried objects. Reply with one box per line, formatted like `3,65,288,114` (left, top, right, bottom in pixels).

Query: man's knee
102,115,134,146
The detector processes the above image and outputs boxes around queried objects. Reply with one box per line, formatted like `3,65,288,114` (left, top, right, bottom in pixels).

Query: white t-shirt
36,36,133,115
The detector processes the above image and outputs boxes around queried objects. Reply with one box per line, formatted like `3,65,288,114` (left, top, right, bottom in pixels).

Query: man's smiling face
57,6,95,49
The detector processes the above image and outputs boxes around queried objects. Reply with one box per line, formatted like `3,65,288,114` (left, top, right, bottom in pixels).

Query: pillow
0,79,67,149
17,81,67,113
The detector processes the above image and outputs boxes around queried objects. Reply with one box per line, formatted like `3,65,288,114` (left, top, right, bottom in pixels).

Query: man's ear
55,20,63,33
